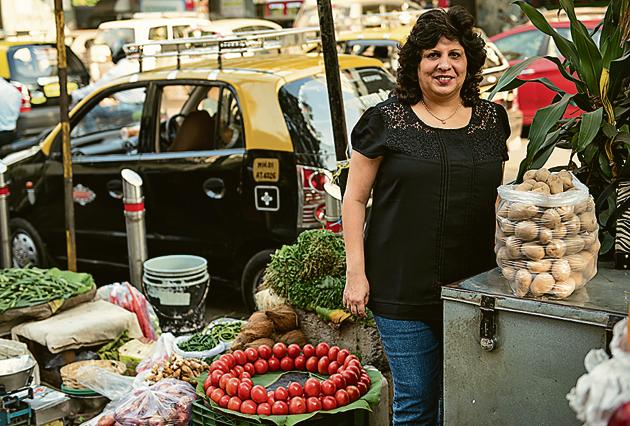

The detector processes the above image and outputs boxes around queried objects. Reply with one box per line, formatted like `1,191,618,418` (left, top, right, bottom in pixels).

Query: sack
97,282,160,340
495,171,599,299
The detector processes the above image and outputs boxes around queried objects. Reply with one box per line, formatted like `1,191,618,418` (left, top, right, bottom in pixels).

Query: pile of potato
495,169,599,299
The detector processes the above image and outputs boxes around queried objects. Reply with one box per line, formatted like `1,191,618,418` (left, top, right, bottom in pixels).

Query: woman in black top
342,7,510,425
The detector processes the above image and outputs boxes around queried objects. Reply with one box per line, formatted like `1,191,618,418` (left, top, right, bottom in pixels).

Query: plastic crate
191,400,369,426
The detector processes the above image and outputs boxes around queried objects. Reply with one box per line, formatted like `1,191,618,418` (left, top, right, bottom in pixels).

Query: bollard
121,169,147,290
323,182,342,234
0,161,11,268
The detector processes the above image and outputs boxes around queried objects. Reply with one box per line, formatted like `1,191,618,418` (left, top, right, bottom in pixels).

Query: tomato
288,382,303,398
257,402,272,416
294,355,306,371
219,373,233,390
328,346,340,362
315,342,330,358
243,363,255,377
258,344,272,360
346,385,360,402
321,379,336,396
233,350,247,365
206,385,216,398
241,378,254,388
306,396,322,413
251,385,267,404
204,375,213,390
267,357,281,372
210,388,225,404
360,374,371,387
287,343,301,358
321,395,337,411
211,360,229,373
233,365,245,376
347,360,362,371
227,396,242,411
304,378,321,397
357,381,368,396
305,356,319,373
280,356,294,371
303,344,315,358
226,378,240,396
238,382,252,401
267,391,275,405
244,347,259,363
272,401,289,415
272,342,287,359
342,370,358,386
327,360,339,375
274,386,289,401
289,396,307,414
317,356,330,375
240,371,251,380
221,353,236,368
210,369,224,387
343,355,359,368
254,359,268,375
335,389,350,407
336,349,350,365
240,399,257,415
219,394,230,408
346,365,361,378
329,374,346,390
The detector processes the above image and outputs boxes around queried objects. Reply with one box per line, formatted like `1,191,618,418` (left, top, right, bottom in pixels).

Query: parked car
335,24,523,144
182,18,283,38
489,16,602,127
0,41,90,137
4,32,394,312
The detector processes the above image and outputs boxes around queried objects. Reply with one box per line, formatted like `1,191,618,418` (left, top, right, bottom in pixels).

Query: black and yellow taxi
3,30,394,310
0,40,90,137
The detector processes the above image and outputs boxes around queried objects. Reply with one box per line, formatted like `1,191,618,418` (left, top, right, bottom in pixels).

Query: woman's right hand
343,271,370,317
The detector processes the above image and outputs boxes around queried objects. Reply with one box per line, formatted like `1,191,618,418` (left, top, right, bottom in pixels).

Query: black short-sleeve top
351,97,510,323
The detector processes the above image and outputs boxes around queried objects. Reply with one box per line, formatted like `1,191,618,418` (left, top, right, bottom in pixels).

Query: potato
565,253,589,272
505,236,523,259
502,267,516,281
522,243,546,260
514,269,532,297
524,179,538,187
547,175,564,194
515,220,538,241
523,170,537,181
587,238,601,255
564,214,581,235
541,209,561,229
516,182,534,191
574,199,588,214
564,236,585,255
498,217,516,234
530,273,555,296
579,211,598,232
546,239,567,258
558,170,574,190
552,224,568,239
550,277,576,299
496,247,509,267
551,259,571,282
495,228,506,241
570,272,586,289
534,168,551,183
581,232,598,247
532,182,551,194
556,205,575,219
538,228,553,244
527,259,552,273
508,203,538,220
497,204,510,218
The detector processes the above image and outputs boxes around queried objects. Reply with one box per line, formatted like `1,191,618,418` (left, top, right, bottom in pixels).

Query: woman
342,6,510,425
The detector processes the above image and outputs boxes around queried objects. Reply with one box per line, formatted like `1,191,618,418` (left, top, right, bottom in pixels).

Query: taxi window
70,86,146,156
9,45,86,85
156,84,244,153
149,26,168,41
493,30,545,61
279,67,394,170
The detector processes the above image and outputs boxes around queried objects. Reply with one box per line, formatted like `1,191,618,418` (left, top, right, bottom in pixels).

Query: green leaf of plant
577,107,603,152
610,51,630,87
543,55,587,92
487,56,541,100
600,231,614,255
603,122,618,139
598,152,612,180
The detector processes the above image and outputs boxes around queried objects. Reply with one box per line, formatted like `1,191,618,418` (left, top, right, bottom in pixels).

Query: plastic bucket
143,255,210,334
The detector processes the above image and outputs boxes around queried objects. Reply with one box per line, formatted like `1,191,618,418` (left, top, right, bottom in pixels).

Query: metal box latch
480,296,497,351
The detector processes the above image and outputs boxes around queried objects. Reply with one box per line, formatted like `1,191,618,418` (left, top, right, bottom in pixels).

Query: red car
490,18,601,127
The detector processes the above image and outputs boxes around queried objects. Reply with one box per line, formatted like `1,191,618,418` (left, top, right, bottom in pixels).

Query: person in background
0,78,23,147
342,7,510,425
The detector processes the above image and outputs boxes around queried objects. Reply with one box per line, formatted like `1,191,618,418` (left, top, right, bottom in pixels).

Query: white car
183,18,283,38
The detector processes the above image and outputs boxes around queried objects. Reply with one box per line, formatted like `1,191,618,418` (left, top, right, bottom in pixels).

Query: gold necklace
421,99,462,125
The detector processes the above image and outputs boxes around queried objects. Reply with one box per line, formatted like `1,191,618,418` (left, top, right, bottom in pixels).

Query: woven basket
60,359,126,390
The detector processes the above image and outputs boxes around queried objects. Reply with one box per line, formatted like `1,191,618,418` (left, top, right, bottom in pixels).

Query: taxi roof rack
123,27,320,71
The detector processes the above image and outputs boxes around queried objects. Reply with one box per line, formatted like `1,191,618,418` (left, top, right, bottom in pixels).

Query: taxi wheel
241,249,275,313
10,218,48,268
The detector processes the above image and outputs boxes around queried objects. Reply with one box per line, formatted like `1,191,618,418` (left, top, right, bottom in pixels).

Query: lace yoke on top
377,98,508,162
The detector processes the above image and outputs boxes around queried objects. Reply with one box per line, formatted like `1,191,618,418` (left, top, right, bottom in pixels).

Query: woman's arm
342,151,382,317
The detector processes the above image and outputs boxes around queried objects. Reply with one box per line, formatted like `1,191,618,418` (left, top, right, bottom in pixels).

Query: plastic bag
75,366,134,401
81,378,196,426
97,282,160,340
567,319,630,425
173,317,244,359
135,333,176,374
0,338,40,385
495,170,599,299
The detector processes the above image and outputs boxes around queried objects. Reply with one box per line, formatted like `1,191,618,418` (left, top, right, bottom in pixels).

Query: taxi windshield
8,45,85,85
279,67,394,170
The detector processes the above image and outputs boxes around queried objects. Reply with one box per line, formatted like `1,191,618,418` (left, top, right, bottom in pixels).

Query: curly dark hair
394,6,486,107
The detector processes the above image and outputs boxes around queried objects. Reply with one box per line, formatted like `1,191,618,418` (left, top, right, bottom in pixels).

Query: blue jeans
374,314,442,425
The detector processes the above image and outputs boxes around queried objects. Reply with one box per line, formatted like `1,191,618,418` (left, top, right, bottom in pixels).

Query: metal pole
0,162,12,268
54,0,77,271
316,0,348,163
122,169,148,290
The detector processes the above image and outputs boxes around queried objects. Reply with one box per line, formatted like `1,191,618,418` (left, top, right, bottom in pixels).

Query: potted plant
490,0,630,257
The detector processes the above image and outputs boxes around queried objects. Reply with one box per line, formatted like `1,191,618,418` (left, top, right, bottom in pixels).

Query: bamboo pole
54,0,77,271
